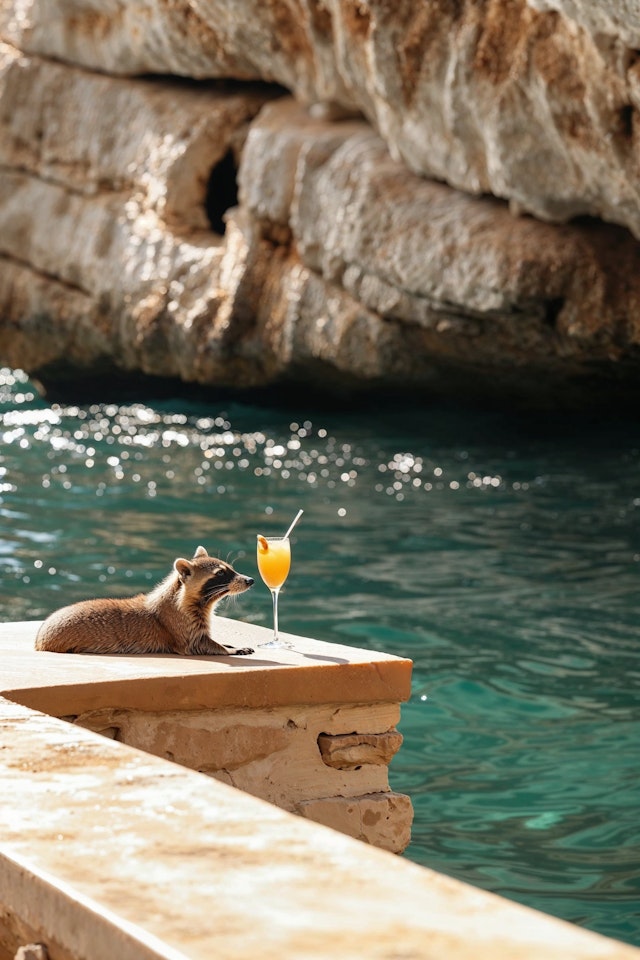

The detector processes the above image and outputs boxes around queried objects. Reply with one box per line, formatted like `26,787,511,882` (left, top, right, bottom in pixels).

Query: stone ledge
0,620,411,715
2,697,638,960
0,619,413,856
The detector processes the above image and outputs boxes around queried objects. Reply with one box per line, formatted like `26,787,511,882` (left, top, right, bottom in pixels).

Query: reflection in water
1,367,640,945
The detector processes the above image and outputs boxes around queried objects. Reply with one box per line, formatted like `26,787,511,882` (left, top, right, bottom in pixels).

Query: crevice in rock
97,726,121,741
618,103,634,140
0,251,92,298
542,297,565,328
204,148,239,235
626,49,640,70
0,162,109,200
344,1,371,39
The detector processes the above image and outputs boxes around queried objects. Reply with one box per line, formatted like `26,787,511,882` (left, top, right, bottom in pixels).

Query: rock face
2,1,640,404
529,0,640,48
73,701,413,853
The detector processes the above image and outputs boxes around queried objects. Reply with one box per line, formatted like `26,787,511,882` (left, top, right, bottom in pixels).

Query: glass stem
272,587,280,642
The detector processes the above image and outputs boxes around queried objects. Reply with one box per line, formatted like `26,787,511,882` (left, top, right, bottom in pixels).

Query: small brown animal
35,546,254,656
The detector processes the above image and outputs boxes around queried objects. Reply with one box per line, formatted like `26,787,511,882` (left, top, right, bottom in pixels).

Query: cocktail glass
256,535,293,649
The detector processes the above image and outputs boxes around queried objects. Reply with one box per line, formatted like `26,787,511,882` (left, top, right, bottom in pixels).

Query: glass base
259,638,294,650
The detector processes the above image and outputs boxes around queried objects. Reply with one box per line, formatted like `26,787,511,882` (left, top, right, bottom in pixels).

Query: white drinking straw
283,508,304,539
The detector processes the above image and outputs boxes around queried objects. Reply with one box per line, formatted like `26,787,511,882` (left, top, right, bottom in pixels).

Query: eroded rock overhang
2,1,640,406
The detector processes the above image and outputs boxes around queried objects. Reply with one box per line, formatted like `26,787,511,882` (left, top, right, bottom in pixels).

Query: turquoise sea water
1,367,639,946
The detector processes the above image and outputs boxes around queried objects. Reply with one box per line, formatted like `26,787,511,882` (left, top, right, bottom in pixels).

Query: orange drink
256,512,302,650
256,534,293,648
257,535,291,590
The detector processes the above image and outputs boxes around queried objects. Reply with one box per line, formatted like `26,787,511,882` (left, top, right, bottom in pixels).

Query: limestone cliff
1,0,640,405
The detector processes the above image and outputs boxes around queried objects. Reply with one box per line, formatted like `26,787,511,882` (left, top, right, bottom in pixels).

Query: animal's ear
194,545,208,558
174,558,193,581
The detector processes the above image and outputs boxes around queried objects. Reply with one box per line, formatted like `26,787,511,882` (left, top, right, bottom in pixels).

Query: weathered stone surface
0,43,275,386
317,731,404,769
0,0,352,102
13,946,48,960
337,0,640,233
3,0,640,238
71,702,403,818
4,17,640,402
4,47,640,403
0,42,272,227
529,0,640,47
3,695,637,960
296,791,414,854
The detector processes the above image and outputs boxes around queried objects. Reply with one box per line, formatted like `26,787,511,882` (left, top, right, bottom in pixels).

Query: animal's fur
35,546,254,655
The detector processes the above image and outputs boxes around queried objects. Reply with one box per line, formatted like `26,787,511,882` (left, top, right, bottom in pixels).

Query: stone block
317,731,404,769
296,791,414,854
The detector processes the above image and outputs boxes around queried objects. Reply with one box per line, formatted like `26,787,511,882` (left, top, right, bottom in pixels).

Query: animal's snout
227,573,254,597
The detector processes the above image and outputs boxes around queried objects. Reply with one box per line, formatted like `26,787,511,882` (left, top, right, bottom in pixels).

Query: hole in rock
205,149,239,235
543,297,565,328
618,104,634,140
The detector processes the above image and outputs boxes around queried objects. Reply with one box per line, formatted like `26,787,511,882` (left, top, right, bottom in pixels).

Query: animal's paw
233,646,254,656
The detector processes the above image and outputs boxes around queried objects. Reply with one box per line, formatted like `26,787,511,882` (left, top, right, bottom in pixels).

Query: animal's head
174,546,254,608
